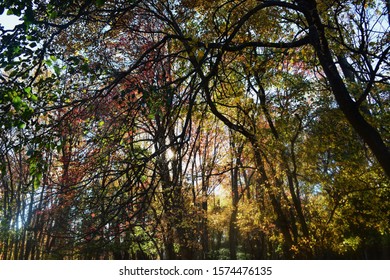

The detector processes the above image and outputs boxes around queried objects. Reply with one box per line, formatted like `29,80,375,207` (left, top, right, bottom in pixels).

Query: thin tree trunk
201,181,209,259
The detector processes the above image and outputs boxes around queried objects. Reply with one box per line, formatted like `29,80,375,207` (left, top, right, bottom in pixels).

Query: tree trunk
201,181,209,259
229,136,242,260
252,143,294,258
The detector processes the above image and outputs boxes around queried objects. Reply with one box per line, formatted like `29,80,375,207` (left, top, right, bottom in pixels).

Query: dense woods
0,0,389,259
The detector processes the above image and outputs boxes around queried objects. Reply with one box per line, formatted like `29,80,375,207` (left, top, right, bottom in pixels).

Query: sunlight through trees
0,0,389,259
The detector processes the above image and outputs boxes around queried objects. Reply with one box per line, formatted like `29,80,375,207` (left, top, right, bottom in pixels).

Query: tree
0,0,389,260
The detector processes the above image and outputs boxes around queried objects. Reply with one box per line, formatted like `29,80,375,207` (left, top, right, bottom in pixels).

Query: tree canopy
0,0,389,259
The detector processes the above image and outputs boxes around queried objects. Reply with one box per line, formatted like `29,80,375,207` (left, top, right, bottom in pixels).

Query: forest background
0,0,389,260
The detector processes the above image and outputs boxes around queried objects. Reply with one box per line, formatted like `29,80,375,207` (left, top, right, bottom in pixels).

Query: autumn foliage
0,0,389,259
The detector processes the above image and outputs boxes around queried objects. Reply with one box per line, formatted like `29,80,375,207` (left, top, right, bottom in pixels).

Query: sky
0,11,22,30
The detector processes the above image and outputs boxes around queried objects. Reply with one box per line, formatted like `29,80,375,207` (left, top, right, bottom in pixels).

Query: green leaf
12,96,22,107
9,70,18,77
18,122,26,129
96,0,106,7
30,94,38,102
24,87,32,94
81,63,90,73
4,64,13,72
48,11,58,19
54,65,61,76
33,173,42,189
